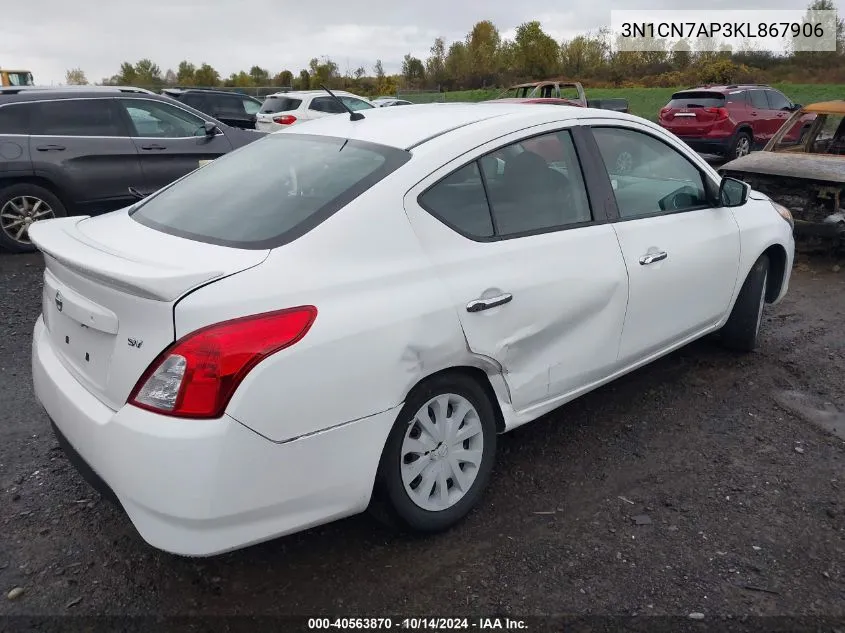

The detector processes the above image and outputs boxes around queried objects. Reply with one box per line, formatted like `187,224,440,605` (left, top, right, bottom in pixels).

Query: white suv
255,90,375,131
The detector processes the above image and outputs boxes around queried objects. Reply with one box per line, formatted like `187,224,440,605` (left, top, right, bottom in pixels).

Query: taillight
128,306,317,419
273,114,297,125
703,107,729,121
659,106,671,118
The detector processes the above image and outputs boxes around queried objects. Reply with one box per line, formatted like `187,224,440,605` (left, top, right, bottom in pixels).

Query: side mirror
203,121,219,136
791,103,802,110
719,176,750,207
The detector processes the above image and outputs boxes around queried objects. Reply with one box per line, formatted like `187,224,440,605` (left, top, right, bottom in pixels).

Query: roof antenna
320,84,365,121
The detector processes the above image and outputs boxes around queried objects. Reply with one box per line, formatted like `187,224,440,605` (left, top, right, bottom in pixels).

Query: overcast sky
2,0,841,85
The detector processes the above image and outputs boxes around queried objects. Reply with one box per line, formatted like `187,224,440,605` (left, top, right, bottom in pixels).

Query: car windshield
130,134,411,249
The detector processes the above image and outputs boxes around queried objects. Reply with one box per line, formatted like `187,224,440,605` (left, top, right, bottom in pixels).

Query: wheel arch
0,176,72,210
761,242,788,302
400,364,508,434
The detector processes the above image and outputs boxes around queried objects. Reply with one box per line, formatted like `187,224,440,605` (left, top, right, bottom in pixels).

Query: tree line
66,0,844,94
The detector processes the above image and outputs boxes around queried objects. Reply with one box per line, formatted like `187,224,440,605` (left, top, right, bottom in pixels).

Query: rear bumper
674,136,732,155
32,316,398,557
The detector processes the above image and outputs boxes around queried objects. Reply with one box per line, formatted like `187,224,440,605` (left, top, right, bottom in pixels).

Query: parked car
719,99,845,247
657,84,815,159
29,102,794,557
160,88,263,130
255,90,374,131
494,80,629,113
371,98,413,107
0,88,266,252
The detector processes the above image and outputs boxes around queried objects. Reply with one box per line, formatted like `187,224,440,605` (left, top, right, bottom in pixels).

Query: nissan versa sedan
30,103,795,557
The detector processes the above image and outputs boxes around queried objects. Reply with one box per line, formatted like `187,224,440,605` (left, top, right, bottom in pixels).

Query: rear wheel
0,183,67,253
371,372,498,533
720,254,769,352
729,131,752,159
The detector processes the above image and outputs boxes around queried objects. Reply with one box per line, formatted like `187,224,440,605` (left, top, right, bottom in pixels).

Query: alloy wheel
0,196,55,245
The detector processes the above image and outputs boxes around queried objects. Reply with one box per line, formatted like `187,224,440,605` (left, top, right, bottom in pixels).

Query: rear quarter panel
173,169,475,443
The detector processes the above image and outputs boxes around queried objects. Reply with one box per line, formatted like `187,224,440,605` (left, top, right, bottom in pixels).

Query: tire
720,254,770,352
729,131,752,159
0,183,67,254
371,372,498,533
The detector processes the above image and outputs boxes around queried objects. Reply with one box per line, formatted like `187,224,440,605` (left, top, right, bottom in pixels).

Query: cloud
3,0,840,84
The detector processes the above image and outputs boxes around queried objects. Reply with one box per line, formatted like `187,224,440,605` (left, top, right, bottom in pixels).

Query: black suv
0,87,266,252
161,88,263,130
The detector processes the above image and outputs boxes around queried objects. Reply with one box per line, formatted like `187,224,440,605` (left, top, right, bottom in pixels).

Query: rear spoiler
28,217,225,302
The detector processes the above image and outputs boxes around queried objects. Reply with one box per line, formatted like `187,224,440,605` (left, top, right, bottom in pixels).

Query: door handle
639,251,668,265
466,293,513,313
35,144,65,151
140,144,166,150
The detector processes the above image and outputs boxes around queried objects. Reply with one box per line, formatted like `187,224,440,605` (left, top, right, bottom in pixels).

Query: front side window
810,113,845,155
118,98,208,138
130,134,411,249
765,90,792,111
592,127,709,219
30,99,124,137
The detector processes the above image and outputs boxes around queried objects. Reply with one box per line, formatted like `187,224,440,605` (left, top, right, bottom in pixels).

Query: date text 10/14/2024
307,617,528,630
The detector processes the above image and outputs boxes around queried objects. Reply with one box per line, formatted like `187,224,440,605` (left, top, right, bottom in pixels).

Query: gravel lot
0,250,843,628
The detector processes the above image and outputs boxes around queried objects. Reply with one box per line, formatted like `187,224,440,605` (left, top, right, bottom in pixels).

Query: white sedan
29,102,795,557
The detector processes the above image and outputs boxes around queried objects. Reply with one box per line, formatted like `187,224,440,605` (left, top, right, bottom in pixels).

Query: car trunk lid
660,91,727,135
29,210,269,411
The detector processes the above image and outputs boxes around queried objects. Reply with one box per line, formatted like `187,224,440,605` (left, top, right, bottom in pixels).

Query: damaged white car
29,101,794,556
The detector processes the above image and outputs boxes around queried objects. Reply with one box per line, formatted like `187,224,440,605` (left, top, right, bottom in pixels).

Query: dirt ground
0,250,843,630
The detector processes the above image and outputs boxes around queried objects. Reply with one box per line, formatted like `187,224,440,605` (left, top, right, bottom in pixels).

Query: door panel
589,124,741,364
28,98,143,213
404,126,630,410
115,97,233,195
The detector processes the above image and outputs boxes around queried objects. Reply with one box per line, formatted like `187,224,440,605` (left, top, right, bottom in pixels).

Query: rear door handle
466,293,513,312
35,144,65,151
639,251,668,265
140,144,166,150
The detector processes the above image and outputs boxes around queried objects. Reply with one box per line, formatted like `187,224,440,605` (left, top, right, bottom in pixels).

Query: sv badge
128,338,143,349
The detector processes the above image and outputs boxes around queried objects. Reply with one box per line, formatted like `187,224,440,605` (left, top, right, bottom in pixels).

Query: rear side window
181,93,207,111
726,91,747,105
30,99,124,137
418,162,494,238
667,92,725,108
260,96,302,113
130,134,411,249
310,97,346,114
0,103,30,134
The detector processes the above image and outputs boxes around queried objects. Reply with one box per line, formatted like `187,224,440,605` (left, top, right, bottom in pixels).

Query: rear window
129,134,411,249
667,92,726,108
260,96,302,113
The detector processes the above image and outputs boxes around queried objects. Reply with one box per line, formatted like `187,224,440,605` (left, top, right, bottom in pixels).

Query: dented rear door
403,123,630,413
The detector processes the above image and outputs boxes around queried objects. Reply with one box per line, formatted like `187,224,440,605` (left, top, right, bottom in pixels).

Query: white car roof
265,90,367,99
273,102,640,151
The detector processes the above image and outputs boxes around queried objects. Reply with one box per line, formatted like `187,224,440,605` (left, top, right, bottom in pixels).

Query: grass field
439,84,844,121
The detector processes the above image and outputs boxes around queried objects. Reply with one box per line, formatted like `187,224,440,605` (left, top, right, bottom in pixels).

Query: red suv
657,84,814,159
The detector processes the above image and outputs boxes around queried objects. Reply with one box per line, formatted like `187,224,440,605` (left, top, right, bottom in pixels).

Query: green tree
275,69,294,86
134,59,162,85
249,65,270,85
402,53,425,87
194,63,220,87
176,60,196,85
65,68,88,85
308,56,339,88
560,33,608,76
425,37,448,87
444,41,470,88
297,69,310,90
466,20,500,87
116,61,137,84
513,21,560,79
